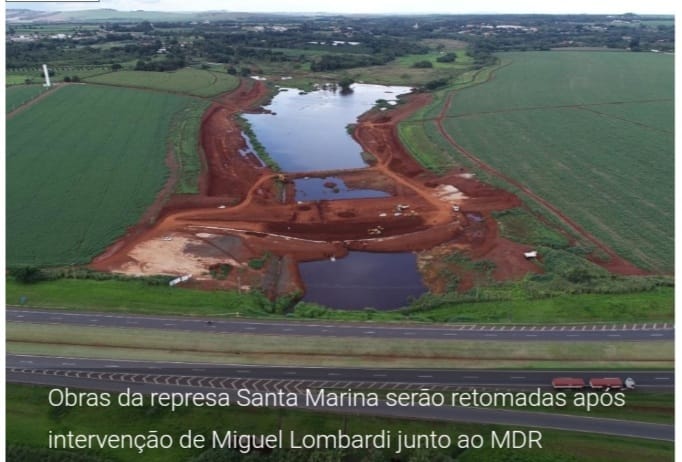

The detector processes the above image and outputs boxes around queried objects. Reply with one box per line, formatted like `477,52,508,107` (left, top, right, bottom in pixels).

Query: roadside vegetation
6,277,673,324
6,383,674,462
7,322,672,369
6,85,194,266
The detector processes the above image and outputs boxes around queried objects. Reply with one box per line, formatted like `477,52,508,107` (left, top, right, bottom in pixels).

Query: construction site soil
92,78,643,304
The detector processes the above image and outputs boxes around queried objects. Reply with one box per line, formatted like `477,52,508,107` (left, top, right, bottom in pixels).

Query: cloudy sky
5,0,676,14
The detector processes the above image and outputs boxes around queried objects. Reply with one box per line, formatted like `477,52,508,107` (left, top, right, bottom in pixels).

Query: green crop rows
7,85,194,266
401,51,673,272
5,85,48,113
85,68,239,97
445,51,673,116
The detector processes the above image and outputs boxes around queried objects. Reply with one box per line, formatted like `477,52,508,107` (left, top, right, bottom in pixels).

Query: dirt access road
91,78,620,296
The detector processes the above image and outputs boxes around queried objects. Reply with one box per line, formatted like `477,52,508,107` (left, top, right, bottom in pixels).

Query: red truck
552,377,636,390
551,377,585,389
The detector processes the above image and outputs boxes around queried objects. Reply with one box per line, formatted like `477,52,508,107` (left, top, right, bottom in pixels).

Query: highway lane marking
567,334,580,337
607,334,621,337
463,376,479,379
373,374,387,377
7,310,675,336
525,334,538,337
328,373,341,376
650,334,664,337
364,331,375,335
654,377,670,380
236,370,250,373
61,363,76,366
510,376,526,379
417,375,433,379
443,333,458,336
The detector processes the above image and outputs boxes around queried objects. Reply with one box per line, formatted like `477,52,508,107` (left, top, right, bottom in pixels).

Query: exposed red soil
92,77,645,296
433,92,646,276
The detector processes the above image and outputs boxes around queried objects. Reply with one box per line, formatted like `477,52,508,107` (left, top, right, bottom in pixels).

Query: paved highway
6,356,674,442
6,308,675,342
7,308,674,441
6,354,675,390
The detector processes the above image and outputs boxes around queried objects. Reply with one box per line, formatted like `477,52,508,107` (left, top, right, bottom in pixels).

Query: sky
4,0,676,14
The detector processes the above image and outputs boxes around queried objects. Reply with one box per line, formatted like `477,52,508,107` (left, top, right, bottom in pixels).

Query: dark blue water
243,84,410,172
294,176,390,201
299,251,427,310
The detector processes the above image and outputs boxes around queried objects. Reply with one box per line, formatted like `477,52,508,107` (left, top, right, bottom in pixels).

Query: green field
7,66,114,86
6,383,674,462
5,278,673,324
445,52,672,115
7,85,194,266
5,85,49,112
402,52,673,272
85,68,240,97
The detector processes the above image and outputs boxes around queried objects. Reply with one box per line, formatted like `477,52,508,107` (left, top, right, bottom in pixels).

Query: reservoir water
243,84,411,172
298,252,427,310
294,176,390,201
244,83,424,310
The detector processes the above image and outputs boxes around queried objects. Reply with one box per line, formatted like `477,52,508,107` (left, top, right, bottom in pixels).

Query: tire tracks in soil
434,92,645,275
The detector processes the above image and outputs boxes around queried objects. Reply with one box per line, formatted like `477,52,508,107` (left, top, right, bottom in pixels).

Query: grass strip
6,279,674,324
6,383,674,462
7,323,673,369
